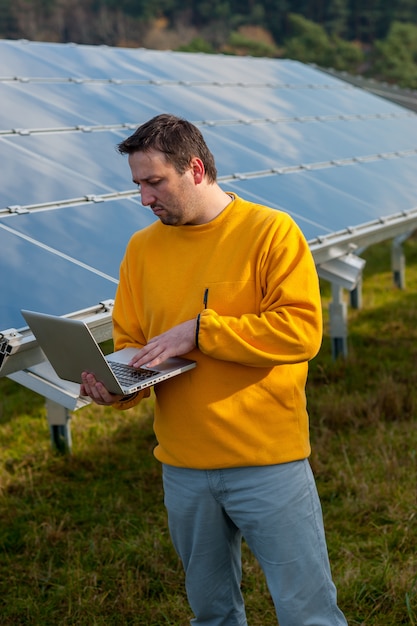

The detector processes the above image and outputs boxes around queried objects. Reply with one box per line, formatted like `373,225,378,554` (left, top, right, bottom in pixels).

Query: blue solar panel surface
1,40,417,332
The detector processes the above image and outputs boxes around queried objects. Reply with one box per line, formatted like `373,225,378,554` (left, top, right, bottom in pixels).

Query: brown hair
117,114,217,183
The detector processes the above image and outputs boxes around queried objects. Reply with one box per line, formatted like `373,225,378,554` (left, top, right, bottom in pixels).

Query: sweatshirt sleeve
111,387,151,411
110,247,150,410
197,217,323,367
112,251,147,352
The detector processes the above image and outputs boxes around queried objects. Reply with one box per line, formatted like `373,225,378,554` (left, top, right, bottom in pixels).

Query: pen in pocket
203,288,209,309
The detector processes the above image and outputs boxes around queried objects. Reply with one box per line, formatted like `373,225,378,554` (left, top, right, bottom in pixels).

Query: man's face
128,148,201,226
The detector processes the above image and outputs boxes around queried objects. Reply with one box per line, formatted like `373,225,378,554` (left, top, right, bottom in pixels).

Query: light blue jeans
162,460,347,626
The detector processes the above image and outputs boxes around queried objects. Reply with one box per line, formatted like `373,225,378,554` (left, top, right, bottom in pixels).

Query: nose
140,184,155,207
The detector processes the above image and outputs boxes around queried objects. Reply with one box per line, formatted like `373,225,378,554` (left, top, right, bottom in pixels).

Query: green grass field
1,238,417,625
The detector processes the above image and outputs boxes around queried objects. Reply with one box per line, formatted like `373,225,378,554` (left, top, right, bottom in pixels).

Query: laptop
21,309,196,396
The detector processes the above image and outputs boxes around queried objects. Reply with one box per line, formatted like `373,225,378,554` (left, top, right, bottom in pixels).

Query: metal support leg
350,275,363,310
392,237,406,289
329,283,348,359
45,398,72,453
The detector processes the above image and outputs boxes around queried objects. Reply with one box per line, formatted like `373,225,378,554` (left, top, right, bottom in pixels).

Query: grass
1,237,417,625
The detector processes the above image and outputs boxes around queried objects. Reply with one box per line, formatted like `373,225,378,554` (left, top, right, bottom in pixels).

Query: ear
190,157,205,185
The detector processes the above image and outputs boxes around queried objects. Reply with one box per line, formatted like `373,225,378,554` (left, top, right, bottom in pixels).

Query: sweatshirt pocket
203,280,258,317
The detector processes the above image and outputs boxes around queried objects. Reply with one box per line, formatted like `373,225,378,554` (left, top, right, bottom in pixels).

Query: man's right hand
80,371,124,406
127,319,196,369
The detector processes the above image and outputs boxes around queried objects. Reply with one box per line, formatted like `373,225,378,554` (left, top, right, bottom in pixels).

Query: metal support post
9,361,90,453
350,274,363,310
392,236,406,289
45,398,72,454
329,283,348,359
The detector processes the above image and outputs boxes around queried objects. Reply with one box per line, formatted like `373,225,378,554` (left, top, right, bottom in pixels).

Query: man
81,114,347,626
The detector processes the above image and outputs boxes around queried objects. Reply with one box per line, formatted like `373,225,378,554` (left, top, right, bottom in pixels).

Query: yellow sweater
112,194,322,469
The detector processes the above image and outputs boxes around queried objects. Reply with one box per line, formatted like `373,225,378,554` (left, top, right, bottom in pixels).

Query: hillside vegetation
1,0,417,87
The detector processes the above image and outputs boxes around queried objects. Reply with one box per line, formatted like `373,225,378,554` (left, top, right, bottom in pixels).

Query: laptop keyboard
109,362,159,386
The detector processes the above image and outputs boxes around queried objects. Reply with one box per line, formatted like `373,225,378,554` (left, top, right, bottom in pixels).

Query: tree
177,36,214,53
283,13,363,71
323,0,350,38
283,13,332,63
372,21,417,88
326,34,363,71
0,0,17,37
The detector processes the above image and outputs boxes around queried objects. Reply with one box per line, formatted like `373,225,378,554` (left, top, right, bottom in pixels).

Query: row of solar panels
1,39,417,339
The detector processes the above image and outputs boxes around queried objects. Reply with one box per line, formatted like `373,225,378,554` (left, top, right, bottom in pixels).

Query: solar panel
1,39,417,361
